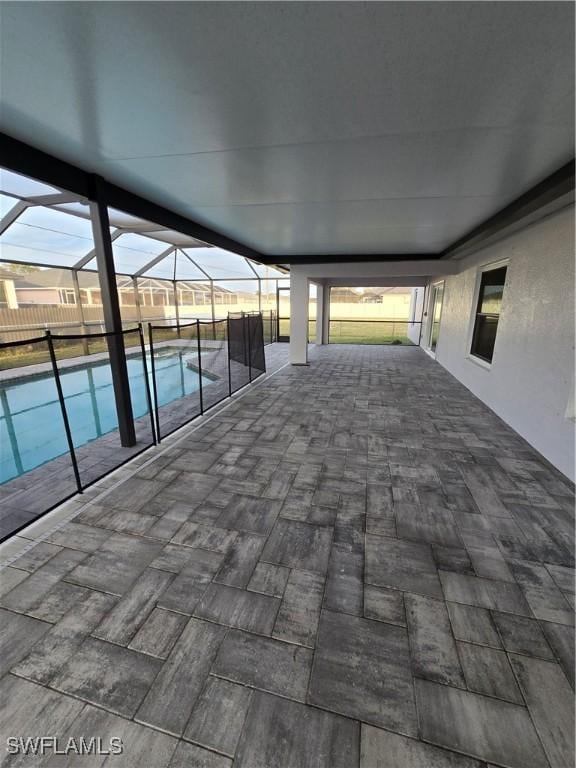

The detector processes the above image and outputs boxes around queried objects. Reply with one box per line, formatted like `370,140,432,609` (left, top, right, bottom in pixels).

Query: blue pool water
0,351,213,483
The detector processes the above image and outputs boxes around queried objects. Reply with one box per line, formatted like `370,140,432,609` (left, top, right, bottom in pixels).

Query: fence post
46,331,83,494
242,311,249,368
138,324,157,446
196,320,204,415
260,312,267,373
247,314,252,382
226,316,232,396
148,323,162,442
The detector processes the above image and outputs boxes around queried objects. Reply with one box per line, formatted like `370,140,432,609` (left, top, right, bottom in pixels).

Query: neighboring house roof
2,267,236,294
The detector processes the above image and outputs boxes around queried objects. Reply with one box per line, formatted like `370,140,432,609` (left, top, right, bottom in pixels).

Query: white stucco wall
428,205,575,481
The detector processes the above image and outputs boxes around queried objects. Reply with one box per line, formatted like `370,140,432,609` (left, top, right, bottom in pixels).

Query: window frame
468,259,509,367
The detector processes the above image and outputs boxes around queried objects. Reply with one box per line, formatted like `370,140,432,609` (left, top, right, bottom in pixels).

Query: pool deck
0,343,573,768
0,344,286,540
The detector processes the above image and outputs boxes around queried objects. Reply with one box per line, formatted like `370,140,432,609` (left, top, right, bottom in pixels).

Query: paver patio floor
0,344,574,767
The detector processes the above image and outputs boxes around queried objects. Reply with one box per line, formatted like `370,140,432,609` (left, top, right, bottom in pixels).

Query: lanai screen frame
0,148,287,446
0,167,287,330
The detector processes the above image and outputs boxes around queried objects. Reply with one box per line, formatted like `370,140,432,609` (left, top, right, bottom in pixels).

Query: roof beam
22,192,84,206
133,245,175,277
182,250,212,280
441,160,575,260
0,200,28,235
73,228,124,270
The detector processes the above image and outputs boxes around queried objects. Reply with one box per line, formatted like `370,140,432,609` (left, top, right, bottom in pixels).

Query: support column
322,284,331,344
89,194,136,446
314,281,326,345
289,268,309,365
132,277,142,323
173,281,180,326
71,269,89,354
210,280,216,323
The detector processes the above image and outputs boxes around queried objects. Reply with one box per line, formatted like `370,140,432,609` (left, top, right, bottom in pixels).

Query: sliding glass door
427,282,444,353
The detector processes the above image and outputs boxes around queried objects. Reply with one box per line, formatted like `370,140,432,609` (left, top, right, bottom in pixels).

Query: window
59,289,76,305
470,265,507,363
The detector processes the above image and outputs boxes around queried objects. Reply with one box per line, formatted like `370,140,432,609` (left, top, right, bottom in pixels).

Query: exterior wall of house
14,288,61,305
426,205,575,481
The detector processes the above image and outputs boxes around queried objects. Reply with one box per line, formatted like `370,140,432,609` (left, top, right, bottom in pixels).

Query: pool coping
0,338,226,383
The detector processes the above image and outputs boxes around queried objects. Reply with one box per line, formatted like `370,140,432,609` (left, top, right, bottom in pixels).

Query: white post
315,281,325,345
322,284,331,344
290,268,309,365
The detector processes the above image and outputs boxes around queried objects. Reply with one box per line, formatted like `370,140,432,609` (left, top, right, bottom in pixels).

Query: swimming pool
0,351,213,483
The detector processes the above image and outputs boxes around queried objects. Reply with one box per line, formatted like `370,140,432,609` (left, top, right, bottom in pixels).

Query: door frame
426,280,445,356
277,286,290,342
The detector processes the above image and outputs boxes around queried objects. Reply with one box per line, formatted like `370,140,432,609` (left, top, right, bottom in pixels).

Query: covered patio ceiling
0,2,574,262
0,168,287,281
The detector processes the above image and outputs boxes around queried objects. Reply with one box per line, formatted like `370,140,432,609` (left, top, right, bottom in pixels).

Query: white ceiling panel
0,2,573,257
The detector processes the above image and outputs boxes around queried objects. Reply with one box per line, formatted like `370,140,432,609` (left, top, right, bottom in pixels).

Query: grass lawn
278,319,415,345
328,320,415,345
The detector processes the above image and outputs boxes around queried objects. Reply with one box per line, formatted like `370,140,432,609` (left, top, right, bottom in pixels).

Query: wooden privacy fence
0,306,167,342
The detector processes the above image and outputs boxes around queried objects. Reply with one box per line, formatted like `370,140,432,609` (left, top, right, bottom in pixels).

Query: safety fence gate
148,312,266,441
0,312,267,540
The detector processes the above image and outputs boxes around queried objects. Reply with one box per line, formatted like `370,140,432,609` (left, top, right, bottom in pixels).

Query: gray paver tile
169,741,231,768
539,620,575,688
0,566,28,597
52,637,162,718
272,568,324,647
128,607,189,659
415,677,548,768
194,582,279,634
93,567,173,645
10,541,62,572
324,543,363,616
405,593,465,687
439,571,532,616
235,691,359,768
364,584,406,626
365,535,442,599
64,533,163,595
509,653,575,768
491,611,554,659
217,495,282,535
446,602,502,648
43,704,178,767
361,724,487,767
136,617,227,736
171,522,238,554
0,607,50,675
0,675,85,763
457,642,523,703
12,590,118,685
214,531,265,587
247,562,290,597
212,629,313,701
262,519,332,573
184,677,252,756
309,610,417,735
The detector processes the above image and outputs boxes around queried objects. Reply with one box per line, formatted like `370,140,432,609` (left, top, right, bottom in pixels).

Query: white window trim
466,258,509,368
